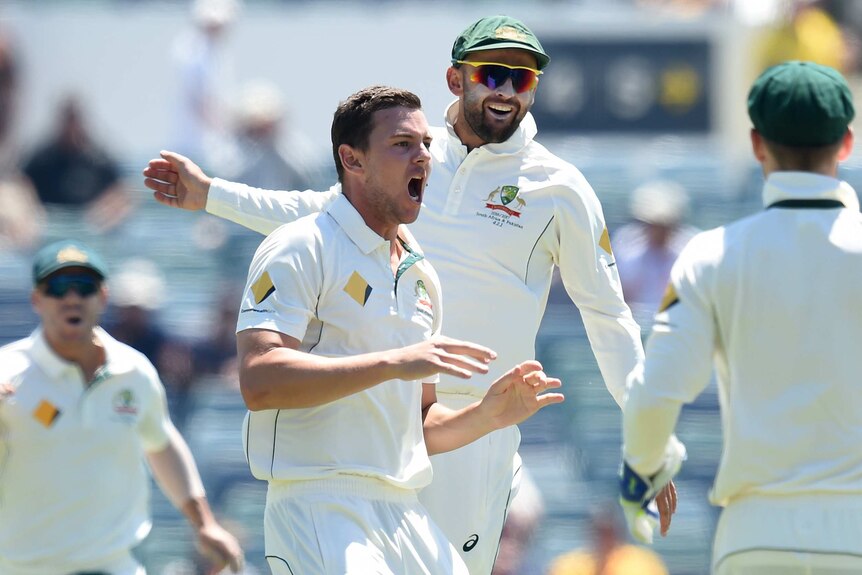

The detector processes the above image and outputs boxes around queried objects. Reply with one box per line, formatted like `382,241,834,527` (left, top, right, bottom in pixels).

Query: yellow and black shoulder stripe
33,399,61,427
658,283,679,313
251,271,276,304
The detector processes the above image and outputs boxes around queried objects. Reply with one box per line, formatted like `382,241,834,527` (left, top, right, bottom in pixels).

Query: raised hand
479,360,564,428
143,150,212,211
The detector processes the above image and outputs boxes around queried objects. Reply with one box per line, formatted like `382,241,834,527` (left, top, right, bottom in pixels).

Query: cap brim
36,263,105,283
463,43,550,69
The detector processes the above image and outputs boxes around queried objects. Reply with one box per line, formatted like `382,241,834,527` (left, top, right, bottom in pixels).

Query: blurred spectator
492,466,546,575
818,0,862,73
0,177,43,252
103,258,195,426
191,285,242,383
171,0,240,168
0,29,43,251
22,95,134,233
221,79,317,191
0,32,17,150
545,505,668,575
196,79,321,275
613,180,698,331
756,0,851,74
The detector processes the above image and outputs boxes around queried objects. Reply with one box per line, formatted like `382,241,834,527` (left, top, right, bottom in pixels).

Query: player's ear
837,128,854,162
750,129,767,163
447,66,464,97
98,283,109,310
338,144,364,175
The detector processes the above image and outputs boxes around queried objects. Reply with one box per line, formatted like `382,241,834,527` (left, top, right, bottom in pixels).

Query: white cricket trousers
716,550,862,574
713,493,862,575
263,476,468,575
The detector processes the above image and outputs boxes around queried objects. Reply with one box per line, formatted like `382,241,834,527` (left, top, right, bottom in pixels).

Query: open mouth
63,312,83,326
487,102,515,119
408,176,424,204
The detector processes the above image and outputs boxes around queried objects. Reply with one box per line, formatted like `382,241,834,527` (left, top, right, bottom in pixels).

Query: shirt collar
30,326,135,380
326,193,389,255
443,100,537,156
763,172,860,211
396,222,424,257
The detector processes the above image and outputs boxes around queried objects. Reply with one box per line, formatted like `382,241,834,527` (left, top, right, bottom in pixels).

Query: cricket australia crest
110,388,140,424
484,185,526,217
414,279,434,320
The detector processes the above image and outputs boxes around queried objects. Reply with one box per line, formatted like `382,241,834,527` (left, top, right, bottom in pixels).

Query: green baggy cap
748,60,855,147
451,15,550,70
32,240,109,284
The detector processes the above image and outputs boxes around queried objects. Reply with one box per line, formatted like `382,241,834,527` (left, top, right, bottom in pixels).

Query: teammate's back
698,176,862,504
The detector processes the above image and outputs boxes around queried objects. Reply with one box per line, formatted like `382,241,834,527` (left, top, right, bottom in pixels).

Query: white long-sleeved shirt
209,101,643,404
624,172,862,507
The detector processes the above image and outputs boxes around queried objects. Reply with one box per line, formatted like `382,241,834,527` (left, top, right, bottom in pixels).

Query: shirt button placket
445,154,474,214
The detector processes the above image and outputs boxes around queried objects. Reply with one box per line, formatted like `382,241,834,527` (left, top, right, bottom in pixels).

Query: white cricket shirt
211,102,643,405
624,172,862,505
237,194,442,489
0,327,172,574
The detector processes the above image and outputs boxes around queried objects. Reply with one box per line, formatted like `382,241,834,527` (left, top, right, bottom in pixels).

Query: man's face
32,267,106,345
357,106,432,232
458,48,539,145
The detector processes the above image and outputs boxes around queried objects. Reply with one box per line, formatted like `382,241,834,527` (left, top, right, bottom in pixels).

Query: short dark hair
763,135,845,172
331,85,422,182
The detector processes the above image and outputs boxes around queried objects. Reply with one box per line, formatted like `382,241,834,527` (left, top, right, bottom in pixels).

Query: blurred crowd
0,0,323,414
1,0,858,573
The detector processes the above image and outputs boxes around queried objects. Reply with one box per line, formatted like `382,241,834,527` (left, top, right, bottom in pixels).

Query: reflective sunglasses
42,274,101,298
455,60,542,93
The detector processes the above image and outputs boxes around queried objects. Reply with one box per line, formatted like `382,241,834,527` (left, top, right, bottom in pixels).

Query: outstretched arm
143,150,338,236
421,360,564,455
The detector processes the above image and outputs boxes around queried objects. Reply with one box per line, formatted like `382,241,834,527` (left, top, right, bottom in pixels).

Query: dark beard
463,103,520,144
